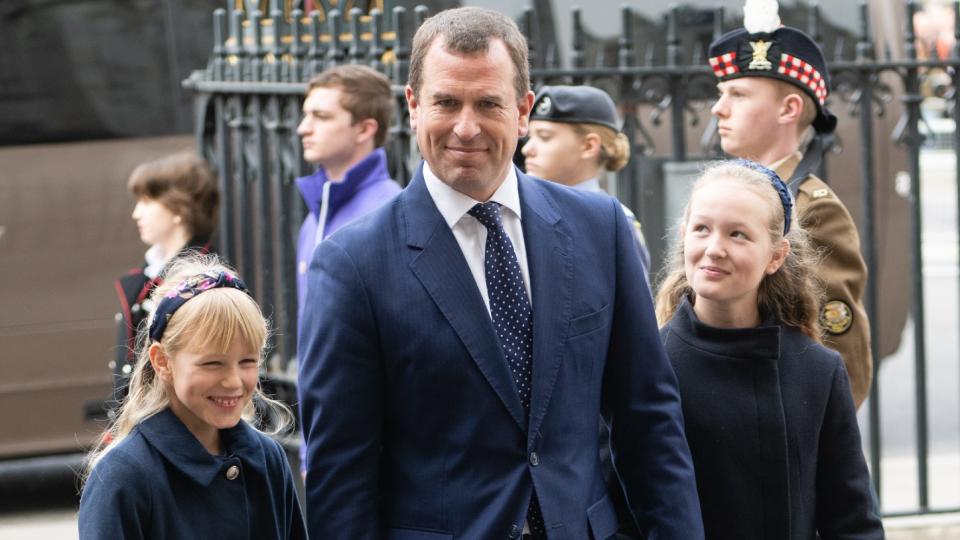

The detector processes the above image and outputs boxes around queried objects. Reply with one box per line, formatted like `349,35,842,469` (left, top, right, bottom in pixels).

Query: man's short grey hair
408,7,530,101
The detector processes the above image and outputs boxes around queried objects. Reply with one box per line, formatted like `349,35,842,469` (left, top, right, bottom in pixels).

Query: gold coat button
225,465,240,480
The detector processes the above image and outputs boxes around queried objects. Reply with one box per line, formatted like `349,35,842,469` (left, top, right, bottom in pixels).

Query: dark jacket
112,237,213,404
79,408,306,539
298,167,702,539
661,299,883,540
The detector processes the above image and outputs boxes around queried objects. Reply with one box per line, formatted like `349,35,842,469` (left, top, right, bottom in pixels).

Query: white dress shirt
423,163,532,314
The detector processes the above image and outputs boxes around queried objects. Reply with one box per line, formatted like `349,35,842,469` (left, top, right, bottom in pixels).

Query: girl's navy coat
79,408,306,539
662,299,883,540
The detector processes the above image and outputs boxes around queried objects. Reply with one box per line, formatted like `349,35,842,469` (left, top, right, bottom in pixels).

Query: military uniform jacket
79,408,306,540
773,153,872,407
662,299,883,540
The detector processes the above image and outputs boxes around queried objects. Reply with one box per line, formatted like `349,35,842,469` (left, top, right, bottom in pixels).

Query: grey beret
530,85,620,132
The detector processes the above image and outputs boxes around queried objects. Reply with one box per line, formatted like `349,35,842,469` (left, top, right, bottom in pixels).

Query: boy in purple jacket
295,65,402,322
295,65,401,472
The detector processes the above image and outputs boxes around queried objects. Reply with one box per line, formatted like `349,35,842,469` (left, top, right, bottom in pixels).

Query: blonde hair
654,161,823,340
572,123,631,172
83,255,292,482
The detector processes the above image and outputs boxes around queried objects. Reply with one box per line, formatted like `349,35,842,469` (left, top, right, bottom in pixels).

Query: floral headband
731,159,793,235
148,271,249,342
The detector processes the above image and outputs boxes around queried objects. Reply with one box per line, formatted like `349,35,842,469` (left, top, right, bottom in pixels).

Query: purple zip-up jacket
295,148,401,322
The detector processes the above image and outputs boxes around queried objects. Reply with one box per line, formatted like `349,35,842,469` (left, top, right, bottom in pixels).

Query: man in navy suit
298,7,703,539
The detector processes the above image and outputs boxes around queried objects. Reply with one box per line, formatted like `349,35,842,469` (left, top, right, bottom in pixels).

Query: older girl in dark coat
655,161,883,539
82,256,305,539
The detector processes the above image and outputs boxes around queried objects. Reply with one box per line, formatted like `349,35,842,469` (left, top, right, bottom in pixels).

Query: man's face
406,38,534,201
711,78,784,161
297,87,365,175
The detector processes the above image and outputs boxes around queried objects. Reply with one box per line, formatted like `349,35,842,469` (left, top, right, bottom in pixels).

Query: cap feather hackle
743,0,781,34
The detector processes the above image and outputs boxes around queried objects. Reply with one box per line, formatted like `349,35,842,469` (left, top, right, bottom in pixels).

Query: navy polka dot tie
468,202,546,539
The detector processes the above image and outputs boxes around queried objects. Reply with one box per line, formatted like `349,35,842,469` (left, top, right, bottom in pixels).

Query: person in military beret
524,84,653,538
523,85,651,277
708,0,872,407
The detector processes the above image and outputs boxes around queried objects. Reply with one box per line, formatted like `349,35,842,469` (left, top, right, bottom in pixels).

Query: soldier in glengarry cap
708,0,873,408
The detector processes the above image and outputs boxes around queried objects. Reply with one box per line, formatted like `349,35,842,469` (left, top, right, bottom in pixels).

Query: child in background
113,152,219,408
81,255,306,539
655,161,883,539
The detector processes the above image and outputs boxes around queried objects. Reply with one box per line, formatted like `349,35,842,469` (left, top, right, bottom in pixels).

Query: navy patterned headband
731,159,793,235
148,271,249,342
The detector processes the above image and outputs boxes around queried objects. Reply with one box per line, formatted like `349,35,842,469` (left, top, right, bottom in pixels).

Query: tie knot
468,202,503,230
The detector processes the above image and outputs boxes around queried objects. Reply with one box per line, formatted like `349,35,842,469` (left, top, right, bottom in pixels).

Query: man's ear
779,93,804,126
405,85,418,132
149,343,173,383
517,90,535,137
355,118,379,145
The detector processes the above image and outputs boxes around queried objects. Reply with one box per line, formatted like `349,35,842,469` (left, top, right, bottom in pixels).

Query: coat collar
137,408,267,486
770,151,803,184
295,147,390,216
668,298,781,360
402,164,569,435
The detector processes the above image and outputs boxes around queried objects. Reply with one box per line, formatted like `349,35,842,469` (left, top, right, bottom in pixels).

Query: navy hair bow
148,271,249,342
731,159,793,234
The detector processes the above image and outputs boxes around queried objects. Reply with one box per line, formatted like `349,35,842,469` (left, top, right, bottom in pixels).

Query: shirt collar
423,162,522,229
573,178,602,193
769,151,803,181
137,407,267,486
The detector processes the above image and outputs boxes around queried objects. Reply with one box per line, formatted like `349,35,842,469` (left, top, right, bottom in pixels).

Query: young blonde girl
81,255,305,539
655,161,882,539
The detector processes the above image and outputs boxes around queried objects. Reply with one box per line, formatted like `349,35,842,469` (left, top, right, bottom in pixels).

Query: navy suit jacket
298,166,703,540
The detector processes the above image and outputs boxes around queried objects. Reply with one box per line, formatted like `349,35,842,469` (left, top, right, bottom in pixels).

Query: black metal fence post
854,0,883,502
666,5,686,162
903,0,929,511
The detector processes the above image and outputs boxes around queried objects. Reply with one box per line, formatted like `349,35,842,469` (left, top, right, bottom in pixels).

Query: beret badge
535,96,552,116
748,40,774,70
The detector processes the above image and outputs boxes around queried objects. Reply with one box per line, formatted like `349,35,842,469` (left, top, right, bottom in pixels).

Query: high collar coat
661,299,883,540
79,408,305,539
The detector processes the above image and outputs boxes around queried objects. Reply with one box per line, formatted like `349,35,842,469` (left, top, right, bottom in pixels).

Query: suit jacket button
508,524,520,538
225,465,240,480
529,451,540,467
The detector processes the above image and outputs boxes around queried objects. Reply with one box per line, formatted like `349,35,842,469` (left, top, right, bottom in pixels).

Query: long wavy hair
654,161,823,340
82,255,293,483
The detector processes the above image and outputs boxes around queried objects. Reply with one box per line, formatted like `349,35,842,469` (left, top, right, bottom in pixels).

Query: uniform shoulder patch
811,188,830,199
820,299,853,335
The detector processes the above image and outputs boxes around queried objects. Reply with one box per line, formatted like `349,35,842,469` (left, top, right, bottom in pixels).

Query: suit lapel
402,169,528,432
518,174,573,438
